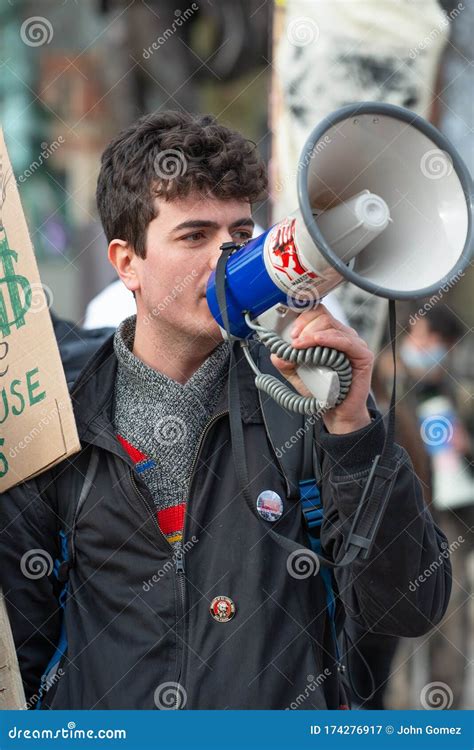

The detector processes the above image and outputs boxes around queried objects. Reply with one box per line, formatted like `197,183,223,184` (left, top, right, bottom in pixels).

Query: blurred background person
394,306,473,708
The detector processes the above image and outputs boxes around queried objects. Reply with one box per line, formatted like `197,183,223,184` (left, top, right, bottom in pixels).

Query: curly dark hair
96,111,267,258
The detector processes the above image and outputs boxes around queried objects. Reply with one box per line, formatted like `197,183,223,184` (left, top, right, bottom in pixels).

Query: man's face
133,194,254,345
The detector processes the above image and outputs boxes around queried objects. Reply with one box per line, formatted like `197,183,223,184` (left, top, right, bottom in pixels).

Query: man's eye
182,232,205,242
233,230,252,241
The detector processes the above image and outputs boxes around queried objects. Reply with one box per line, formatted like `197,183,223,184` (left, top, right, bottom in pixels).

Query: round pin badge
256,490,284,522
209,595,236,623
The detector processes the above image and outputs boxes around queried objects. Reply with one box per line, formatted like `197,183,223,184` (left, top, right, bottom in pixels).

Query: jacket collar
70,334,263,450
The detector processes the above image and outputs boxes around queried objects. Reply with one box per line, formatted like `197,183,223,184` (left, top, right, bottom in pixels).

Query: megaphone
207,102,473,413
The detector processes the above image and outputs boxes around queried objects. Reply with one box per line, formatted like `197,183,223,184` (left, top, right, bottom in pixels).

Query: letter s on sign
0,436,8,477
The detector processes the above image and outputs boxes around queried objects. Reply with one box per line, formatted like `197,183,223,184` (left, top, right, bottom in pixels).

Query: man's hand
270,304,374,434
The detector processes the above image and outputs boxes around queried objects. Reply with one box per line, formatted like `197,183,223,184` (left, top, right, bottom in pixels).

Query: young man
0,112,451,710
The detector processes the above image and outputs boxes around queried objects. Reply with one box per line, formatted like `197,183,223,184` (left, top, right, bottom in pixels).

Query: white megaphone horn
207,102,473,414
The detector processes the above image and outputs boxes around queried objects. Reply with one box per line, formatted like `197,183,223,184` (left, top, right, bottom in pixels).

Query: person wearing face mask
398,306,472,501
399,336,449,376
398,305,473,708
369,305,472,708
399,305,464,398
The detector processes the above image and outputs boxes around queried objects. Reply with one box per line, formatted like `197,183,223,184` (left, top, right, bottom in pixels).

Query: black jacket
50,312,113,386
0,336,451,709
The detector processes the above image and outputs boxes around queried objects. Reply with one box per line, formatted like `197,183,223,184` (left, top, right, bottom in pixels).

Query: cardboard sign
0,590,26,709
0,130,80,492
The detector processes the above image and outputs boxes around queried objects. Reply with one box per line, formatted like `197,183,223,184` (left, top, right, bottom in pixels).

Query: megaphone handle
253,306,350,410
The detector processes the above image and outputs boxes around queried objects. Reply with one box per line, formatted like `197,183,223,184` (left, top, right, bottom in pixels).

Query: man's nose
208,248,221,274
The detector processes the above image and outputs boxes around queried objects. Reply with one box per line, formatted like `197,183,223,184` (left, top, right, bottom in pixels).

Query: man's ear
108,239,140,292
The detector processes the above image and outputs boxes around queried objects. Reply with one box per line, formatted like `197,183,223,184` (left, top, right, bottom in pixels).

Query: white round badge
256,490,284,522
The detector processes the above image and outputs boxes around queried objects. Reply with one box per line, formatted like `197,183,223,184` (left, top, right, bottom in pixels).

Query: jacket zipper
175,410,228,704
180,410,228,550
129,469,170,548
129,469,186,709
129,410,228,707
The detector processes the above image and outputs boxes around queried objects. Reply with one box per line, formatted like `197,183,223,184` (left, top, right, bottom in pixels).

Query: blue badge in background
256,490,283,522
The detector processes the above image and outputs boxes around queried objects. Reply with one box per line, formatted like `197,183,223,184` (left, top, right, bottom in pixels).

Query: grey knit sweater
113,316,229,547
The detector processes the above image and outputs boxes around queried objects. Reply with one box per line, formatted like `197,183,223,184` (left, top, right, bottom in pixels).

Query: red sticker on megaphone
264,218,322,294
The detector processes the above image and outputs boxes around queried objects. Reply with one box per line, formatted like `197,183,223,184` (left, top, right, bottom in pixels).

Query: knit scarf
113,315,229,548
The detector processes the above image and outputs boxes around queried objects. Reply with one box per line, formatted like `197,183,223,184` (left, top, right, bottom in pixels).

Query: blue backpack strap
35,447,99,709
298,418,341,665
35,530,70,709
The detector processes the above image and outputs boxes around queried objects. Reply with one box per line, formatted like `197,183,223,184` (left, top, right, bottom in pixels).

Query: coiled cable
242,312,353,416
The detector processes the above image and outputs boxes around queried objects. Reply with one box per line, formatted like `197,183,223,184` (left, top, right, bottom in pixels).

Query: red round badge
209,595,236,623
